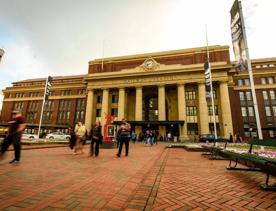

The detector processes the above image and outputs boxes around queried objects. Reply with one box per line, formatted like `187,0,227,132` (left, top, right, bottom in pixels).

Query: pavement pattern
0,143,275,211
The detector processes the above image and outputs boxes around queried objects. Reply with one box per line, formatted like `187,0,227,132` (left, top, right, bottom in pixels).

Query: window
208,105,218,115
185,91,196,100
246,91,252,101
61,90,72,96
97,95,102,104
269,64,275,67
13,102,24,111
263,91,269,100
186,106,197,116
112,95,118,103
239,92,245,101
30,92,39,97
261,78,266,84
187,123,198,135
77,89,86,95
96,109,101,117
111,108,118,116
265,106,272,117
272,106,276,116
212,90,217,99
58,100,71,124
270,90,276,100
244,79,250,86
237,79,243,86
268,77,274,84
75,99,86,123
50,91,55,96
26,101,38,123
248,107,254,117
241,107,247,117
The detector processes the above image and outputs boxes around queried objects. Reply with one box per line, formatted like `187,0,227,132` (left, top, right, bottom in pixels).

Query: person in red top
0,110,25,163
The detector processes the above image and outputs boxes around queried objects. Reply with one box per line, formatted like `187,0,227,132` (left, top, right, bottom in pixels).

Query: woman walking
90,120,102,157
74,122,86,155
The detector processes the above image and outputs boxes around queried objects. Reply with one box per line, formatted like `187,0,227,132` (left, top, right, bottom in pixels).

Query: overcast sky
0,0,276,108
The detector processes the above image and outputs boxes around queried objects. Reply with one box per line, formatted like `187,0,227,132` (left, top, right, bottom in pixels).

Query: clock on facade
145,59,154,69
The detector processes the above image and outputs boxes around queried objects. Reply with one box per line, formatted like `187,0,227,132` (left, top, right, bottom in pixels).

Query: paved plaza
0,143,275,211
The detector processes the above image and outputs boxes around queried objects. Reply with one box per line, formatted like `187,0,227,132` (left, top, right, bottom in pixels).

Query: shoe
116,154,120,157
9,159,19,164
125,154,128,157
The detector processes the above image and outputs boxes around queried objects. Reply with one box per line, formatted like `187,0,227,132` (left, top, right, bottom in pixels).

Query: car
199,134,224,143
46,132,70,140
22,133,39,139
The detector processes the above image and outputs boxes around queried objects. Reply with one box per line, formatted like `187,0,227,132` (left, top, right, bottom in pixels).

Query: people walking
74,122,86,155
116,118,131,157
90,120,102,157
131,131,136,144
0,110,25,164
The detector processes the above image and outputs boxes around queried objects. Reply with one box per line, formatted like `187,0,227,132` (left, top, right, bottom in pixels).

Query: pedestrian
69,126,76,150
229,133,233,143
116,118,131,157
0,110,25,164
74,122,86,155
90,120,102,157
131,130,136,144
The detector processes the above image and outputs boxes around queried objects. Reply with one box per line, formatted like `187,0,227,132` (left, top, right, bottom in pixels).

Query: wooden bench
223,139,276,191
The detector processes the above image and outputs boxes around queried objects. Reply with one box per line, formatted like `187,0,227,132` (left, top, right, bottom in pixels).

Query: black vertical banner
230,0,248,72
204,61,211,100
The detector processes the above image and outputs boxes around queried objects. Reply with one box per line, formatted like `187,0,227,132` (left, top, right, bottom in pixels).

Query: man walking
116,118,131,157
0,110,25,163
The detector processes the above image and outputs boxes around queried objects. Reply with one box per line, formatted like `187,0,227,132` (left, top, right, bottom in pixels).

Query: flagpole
205,25,218,140
238,0,263,140
37,77,48,140
101,40,105,71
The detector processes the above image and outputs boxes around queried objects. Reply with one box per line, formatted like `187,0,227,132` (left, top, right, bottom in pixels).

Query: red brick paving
0,144,275,210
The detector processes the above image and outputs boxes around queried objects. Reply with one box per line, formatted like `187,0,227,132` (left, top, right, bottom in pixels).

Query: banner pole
238,0,263,139
37,77,48,140
205,25,218,140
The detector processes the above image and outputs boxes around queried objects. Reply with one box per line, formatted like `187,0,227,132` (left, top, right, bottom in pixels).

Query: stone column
118,87,125,120
101,88,109,128
177,84,188,141
84,89,94,133
158,85,166,136
198,83,209,135
219,81,233,138
135,86,143,135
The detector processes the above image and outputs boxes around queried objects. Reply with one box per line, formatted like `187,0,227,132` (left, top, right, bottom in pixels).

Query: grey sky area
0,0,275,108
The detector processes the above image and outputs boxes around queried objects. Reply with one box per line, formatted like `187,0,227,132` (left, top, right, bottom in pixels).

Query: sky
0,0,276,108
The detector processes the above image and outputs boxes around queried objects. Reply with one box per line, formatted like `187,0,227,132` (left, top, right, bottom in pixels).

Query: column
84,89,94,133
135,86,143,121
198,83,209,135
158,85,166,136
158,85,166,121
219,81,233,138
118,87,125,120
177,84,188,141
101,88,109,125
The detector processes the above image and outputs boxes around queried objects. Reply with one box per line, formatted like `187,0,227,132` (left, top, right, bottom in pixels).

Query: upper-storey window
268,77,274,84
61,90,71,96
244,79,250,86
237,79,243,86
185,91,196,100
261,78,266,84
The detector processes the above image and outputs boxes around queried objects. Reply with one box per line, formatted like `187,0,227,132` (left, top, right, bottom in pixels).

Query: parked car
199,134,224,143
22,133,38,139
46,132,70,140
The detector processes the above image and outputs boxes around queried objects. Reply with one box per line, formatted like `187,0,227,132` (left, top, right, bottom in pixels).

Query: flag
0,48,4,63
230,0,248,72
204,61,211,100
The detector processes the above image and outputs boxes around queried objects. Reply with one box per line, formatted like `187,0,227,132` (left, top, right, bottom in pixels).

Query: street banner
204,61,211,100
230,0,248,72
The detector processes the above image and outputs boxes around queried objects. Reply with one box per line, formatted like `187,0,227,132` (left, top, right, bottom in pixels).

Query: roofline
88,45,230,64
